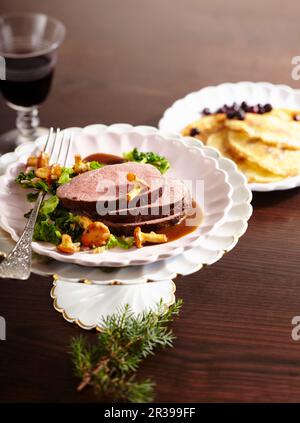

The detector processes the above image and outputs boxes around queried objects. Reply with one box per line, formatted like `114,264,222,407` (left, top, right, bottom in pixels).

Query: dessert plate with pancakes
159,81,300,191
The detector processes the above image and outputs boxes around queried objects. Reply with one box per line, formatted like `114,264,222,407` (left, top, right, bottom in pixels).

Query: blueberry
190,127,201,137
202,108,211,115
241,101,248,111
217,105,228,113
236,110,245,120
226,111,237,119
294,114,300,121
257,104,265,114
264,103,272,112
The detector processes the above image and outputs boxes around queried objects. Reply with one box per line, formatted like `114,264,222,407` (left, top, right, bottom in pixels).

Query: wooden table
1,0,300,403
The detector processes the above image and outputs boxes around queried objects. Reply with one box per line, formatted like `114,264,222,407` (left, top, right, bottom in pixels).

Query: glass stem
16,107,40,138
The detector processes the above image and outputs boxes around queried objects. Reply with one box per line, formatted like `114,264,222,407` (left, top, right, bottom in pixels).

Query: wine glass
0,13,65,149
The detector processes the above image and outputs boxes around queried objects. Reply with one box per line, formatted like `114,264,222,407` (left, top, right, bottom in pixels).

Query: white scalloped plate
51,279,176,330
0,136,252,283
159,81,300,192
0,125,232,267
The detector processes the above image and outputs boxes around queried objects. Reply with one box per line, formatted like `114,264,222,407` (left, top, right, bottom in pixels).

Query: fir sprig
70,299,182,403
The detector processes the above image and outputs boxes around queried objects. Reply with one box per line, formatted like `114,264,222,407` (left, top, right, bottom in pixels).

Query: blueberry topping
201,102,273,118
241,101,248,111
226,111,238,119
217,106,227,113
257,104,265,114
264,103,272,112
202,108,211,115
190,127,201,137
236,110,245,120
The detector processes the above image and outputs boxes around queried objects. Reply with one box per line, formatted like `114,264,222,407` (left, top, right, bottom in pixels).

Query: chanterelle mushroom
26,151,50,168
73,154,89,174
57,234,80,254
133,226,168,248
126,172,150,202
81,222,110,247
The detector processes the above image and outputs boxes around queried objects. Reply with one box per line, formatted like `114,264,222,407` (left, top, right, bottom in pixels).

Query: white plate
0,124,232,267
159,81,300,192
0,137,252,283
51,279,176,330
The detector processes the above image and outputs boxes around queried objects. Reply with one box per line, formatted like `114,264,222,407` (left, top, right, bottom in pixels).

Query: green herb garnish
106,234,134,249
33,219,62,245
88,161,104,170
123,148,170,174
15,170,51,193
58,167,74,185
26,192,39,203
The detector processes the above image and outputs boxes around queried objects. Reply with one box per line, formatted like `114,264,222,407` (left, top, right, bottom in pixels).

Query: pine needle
70,299,182,403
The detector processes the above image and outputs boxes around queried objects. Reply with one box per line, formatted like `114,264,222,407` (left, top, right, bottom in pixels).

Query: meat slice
101,211,186,236
57,162,163,217
57,161,193,236
105,178,192,224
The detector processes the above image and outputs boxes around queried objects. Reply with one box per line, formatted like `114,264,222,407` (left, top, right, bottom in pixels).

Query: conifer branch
70,299,182,403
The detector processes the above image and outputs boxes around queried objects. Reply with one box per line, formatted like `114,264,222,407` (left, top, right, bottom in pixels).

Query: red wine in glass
0,13,65,150
1,54,55,107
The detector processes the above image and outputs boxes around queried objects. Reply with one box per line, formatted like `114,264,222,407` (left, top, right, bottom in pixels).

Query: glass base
0,127,49,154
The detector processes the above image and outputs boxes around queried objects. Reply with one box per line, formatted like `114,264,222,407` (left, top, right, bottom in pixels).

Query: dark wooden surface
1,0,300,403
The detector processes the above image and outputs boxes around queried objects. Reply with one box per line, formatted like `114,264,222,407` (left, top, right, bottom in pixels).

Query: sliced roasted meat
105,178,192,224
101,211,186,236
57,162,163,217
57,161,193,236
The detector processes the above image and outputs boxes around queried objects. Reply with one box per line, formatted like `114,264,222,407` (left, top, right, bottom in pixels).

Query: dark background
1,0,300,402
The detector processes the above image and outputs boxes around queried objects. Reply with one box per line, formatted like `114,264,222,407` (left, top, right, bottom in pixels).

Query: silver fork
0,128,72,280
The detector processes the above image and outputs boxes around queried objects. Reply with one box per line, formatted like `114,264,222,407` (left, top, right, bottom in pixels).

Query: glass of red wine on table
0,13,65,150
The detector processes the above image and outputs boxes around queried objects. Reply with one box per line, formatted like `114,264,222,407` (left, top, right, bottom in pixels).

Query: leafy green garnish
26,192,39,203
32,195,61,244
15,170,51,193
106,234,134,249
39,195,59,216
52,208,83,243
33,219,62,245
58,167,74,185
123,148,170,174
88,161,103,170
15,170,35,184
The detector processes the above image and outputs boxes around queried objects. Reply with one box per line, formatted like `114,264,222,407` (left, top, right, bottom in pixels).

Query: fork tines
42,128,72,167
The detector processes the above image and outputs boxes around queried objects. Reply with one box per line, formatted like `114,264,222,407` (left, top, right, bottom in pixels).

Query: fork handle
0,191,44,280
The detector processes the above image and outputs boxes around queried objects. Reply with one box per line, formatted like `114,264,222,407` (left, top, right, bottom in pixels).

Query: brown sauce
84,153,125,165
158,201,203,242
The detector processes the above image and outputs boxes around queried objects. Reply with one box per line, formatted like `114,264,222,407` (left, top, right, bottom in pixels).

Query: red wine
0,54,55,107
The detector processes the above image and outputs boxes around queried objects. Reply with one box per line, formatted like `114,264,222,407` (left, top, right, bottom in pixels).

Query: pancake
181,113,226,141
227,130,300,177
206,130,283,183
225,112,300,150
269,108,300,121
